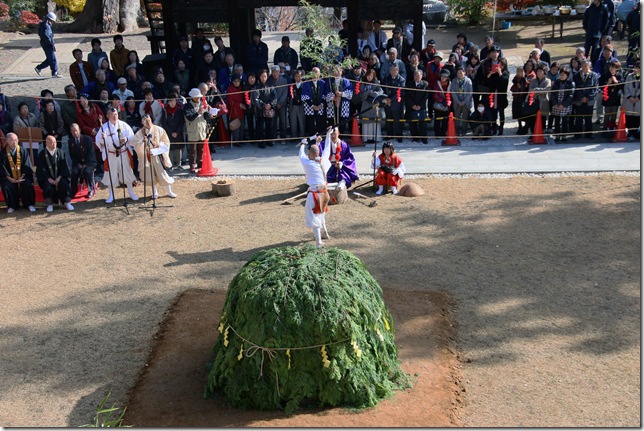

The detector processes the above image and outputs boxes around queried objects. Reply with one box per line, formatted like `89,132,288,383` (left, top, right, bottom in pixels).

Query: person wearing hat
367,20,388,60
35,12,62,78
273,35,299,71
245,29,269,75
420,39,437,66
385,26,412,63
112,77,134,103
479,45,504,135
69,48,95,92
184,88,212,172
452,32,473,53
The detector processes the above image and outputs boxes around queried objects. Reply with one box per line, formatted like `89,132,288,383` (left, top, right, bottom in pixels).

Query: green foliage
205,246,411,415
296,0,357,75
445,0,491,24
81,391,131,428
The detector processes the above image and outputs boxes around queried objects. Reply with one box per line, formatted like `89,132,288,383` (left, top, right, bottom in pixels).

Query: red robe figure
371,141,406,195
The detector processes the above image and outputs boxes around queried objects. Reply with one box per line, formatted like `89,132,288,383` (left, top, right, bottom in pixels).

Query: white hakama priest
298,129,332,247
95,107,139,203
131,114,177,199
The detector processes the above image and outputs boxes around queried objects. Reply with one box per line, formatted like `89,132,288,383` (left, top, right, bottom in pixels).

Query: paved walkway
200,139,640,176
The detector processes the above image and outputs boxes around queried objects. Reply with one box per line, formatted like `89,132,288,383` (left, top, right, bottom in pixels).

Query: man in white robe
131,114,176,199
298,129,332,247
95,107,138,203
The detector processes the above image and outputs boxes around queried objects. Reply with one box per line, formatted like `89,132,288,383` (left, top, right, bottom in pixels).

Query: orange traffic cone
349,117,363,146
613,107,628,142
530,110,547,144
442,112,460,146
198,139,219,177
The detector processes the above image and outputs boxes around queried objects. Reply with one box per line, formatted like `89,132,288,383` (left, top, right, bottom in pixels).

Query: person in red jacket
75,93,104,175
425,51,444,122
371,141,406,195
226,74,246,145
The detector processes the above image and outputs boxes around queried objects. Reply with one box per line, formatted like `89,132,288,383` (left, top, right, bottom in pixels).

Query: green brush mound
204,245,411,414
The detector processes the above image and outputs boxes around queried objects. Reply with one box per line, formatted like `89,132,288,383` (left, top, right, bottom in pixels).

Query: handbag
263,107,275,118
433,102,448,111
229,118,241,131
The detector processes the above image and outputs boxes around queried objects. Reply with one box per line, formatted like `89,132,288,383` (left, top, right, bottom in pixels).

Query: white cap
46,12,57,21
117,77,127,84
188,88,202,98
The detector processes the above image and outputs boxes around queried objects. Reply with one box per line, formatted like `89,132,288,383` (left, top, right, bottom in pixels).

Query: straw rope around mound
204,245,411,415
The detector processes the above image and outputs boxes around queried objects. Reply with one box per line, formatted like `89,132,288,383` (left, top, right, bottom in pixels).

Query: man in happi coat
0,132,36,213
319,127,359,190
302,67,327,136
298,130,332,247
69,123,97,198
131,114,177,199
95,107,138,203
37,135,74,212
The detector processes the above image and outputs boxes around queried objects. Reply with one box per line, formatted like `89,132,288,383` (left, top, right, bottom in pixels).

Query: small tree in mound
205,246,410,414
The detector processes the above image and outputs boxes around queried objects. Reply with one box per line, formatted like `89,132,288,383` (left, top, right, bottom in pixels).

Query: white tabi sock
167,185,177,198
376,185,384,195
128,184,139,201
392,186,398,195
313,228,323,247
106,191,114,203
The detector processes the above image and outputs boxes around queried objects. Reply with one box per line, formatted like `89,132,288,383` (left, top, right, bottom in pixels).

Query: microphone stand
139,129,173,217
115,127,130,215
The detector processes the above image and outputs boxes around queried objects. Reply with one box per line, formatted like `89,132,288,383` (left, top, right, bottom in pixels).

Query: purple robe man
319,127,359,189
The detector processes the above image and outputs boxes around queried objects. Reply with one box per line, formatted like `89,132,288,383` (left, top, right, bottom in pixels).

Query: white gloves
392,168,400,176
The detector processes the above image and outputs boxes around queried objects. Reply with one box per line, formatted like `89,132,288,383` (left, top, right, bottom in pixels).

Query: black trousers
40,177,71,204
384,103,404,141
408,109,428,142
71,164,96,196
2,177,35,209
575,103,594,135
306,114,326,136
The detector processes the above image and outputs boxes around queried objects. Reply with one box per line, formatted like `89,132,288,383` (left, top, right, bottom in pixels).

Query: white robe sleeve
393,160,406,178
370,155,381,170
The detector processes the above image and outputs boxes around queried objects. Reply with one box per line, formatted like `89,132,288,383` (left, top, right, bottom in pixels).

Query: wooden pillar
347,0,359,57
162,0,177,57
229,6,253,68
413,0,423,52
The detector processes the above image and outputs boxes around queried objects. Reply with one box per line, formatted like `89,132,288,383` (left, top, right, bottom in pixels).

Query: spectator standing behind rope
621,61,640,140
449,66,473,137
161,92,185,169
35,12,62,78
184,88,211,173
526,65,551,142
551,67,575,142
572,59,599,139
382,64,406,143
406,69,429,143
599,59,623,136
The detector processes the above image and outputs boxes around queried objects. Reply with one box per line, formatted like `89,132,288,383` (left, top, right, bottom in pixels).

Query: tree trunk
62,0,119,33
119,0,141,32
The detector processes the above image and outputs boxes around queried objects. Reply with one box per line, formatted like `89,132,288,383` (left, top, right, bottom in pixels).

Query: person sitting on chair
37,135,74,212
68,123,97,198
371,141,405,195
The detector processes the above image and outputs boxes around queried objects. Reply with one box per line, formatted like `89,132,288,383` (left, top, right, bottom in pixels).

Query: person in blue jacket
35,12,62,78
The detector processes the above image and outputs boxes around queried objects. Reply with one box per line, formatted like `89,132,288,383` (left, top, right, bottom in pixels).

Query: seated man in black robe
68,123,97,198
1,132,36,213
37,135,74,212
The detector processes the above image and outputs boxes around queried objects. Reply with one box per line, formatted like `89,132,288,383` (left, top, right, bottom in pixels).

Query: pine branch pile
204,245,411,414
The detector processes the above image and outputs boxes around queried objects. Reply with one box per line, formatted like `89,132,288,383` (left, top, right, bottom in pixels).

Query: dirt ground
0,174,639,427
124,288,462,427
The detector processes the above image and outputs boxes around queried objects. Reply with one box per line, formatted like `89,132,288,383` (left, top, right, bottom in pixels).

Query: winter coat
573,70,599,105
621,72,641,115
448,76,473,109
599,71,623,106
528,76,552,114
583,2,609,38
